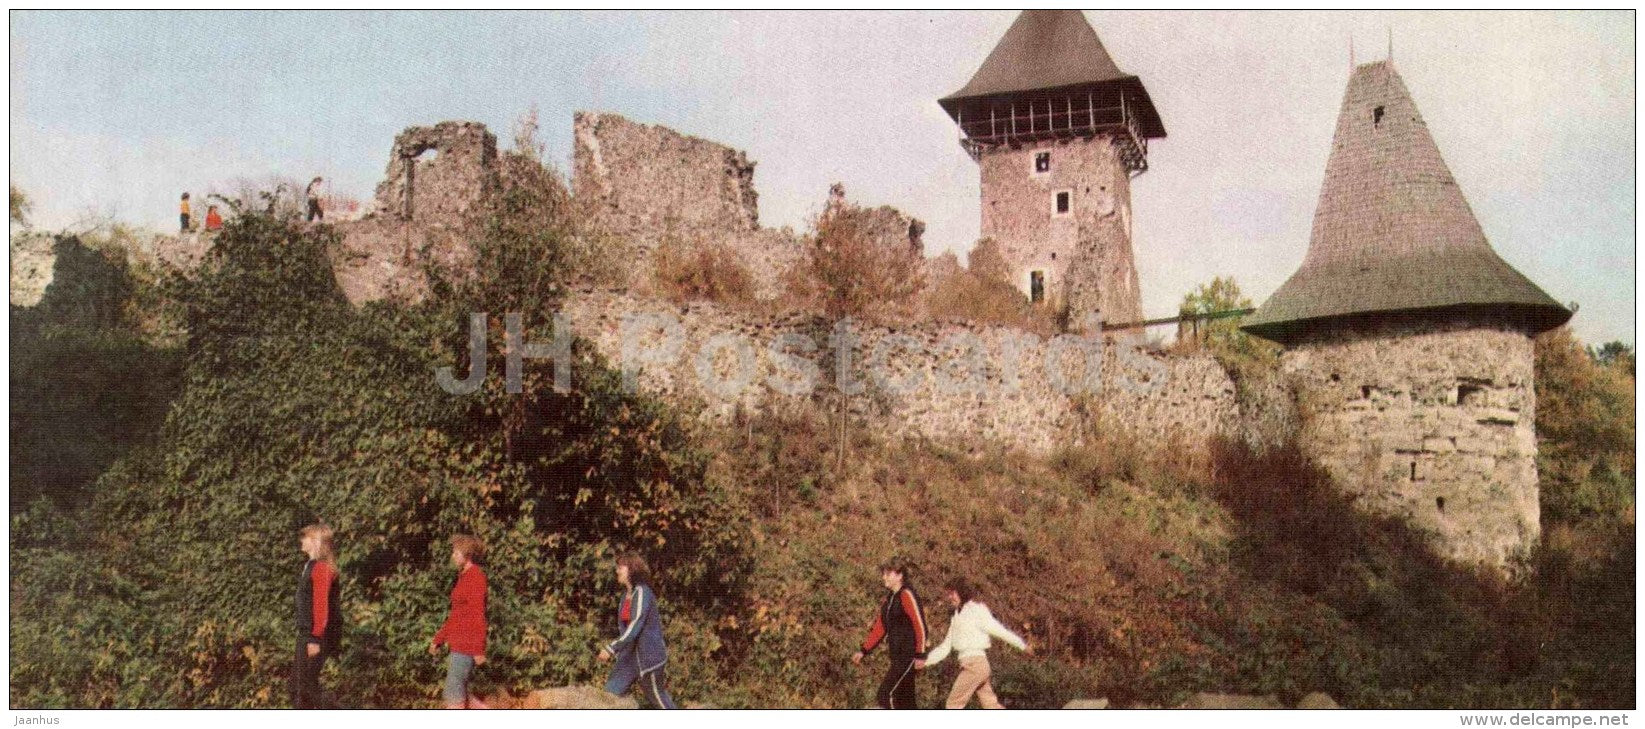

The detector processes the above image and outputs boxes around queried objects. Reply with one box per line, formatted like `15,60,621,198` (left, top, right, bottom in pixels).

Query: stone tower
1243,61,1570,570
939,10,1164,330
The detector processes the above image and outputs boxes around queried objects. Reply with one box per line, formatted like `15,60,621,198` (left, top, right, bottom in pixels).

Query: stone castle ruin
41,12,1564,572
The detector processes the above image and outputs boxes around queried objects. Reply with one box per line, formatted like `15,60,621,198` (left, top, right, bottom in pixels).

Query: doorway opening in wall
1030,271,1045,304
1054,191,1071,216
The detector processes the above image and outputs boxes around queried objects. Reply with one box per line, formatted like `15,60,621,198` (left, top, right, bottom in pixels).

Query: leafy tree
790,185,925,322
1177,276,1276,368
1588,340,1635,376
10,184,31,226
1536,326,1635,523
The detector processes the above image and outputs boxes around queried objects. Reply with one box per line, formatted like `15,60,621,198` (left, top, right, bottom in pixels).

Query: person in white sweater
916,578,1031,709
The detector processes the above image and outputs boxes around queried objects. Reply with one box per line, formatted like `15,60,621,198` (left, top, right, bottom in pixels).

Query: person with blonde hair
430,534,488,709
292,523,341,709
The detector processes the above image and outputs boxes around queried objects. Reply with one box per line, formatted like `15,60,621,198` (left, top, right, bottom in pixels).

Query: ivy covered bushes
11,206,751,707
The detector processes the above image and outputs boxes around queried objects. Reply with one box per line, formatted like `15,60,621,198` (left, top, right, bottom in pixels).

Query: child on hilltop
204,204,223,231
597,553,678,709
291,523,341,709
917,577,1031,709
851,559,928,709
179,192,191,233
429,534,488,709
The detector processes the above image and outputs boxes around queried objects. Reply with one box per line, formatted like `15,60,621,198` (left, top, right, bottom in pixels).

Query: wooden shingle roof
1244,61,1569,343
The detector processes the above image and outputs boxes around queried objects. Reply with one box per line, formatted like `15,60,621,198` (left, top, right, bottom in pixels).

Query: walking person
291,523,341,709
179,192,191,232
305,177,325,223
851,559,928,709
918,578,1031,709
429,534,488,709
597,553,678,709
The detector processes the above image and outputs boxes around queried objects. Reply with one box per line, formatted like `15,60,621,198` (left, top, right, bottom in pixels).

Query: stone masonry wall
574,111,806,299
978,135,1141,326
560,288,1248,455
573,111,759,245
1281,316,1539,569
337,121,502,305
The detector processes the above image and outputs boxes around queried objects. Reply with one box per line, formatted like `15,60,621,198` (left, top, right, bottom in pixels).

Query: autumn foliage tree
791,184,925,322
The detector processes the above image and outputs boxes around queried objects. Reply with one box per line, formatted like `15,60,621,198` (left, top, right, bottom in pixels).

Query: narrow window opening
1050,252,1057,261
1410,462,1418,481
1034,151,1051,174
1373,106,1385,127
1436,496,1446,512
1055,191,1071,215
1361,385,1373,399
1030,271,1045,304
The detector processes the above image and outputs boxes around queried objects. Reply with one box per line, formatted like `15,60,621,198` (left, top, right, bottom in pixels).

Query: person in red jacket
292,523,341,709
429,534,488,709
851,559,928,709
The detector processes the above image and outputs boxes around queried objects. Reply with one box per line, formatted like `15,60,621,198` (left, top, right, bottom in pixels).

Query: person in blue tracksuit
597,553,678,709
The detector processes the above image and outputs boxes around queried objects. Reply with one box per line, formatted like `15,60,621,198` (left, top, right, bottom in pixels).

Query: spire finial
1387,27,1393,63
1349,35,1355,67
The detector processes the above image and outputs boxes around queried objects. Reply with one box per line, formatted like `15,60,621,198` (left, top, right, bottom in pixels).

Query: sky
9,10,1636,345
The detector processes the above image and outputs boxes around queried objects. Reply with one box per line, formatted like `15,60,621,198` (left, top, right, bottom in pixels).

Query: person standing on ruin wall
292,523,342,709
179,192,191,233
597,553,679,709
306,177,325,223
918,577,1031,709
852,559,928,709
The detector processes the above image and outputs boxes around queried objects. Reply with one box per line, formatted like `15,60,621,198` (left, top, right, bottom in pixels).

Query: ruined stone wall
337,121,502,306
372,121,500,229
573,111,759,244
1280,316,1539,569
978,136,1140,325
560,288,1246,455
574,111,805,300
10,231,56,307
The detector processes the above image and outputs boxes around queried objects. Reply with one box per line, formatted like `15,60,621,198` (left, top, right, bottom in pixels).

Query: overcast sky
10,10,1635,345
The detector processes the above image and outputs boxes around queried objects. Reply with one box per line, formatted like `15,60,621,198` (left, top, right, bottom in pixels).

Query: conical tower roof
939,10,1165,138
1244,61,1569,343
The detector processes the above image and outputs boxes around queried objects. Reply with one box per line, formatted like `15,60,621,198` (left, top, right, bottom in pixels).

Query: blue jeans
604,653,677,709
444,651,476,705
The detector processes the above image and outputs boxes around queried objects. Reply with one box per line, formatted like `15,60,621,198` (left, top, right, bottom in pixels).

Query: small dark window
1035,152,1051,173
1373,106,1385,126
1030,271,1045,303
1436,496,1446,512
1050,252,1056,261
1361,385,1373,399
1457,384,1484,406
1411,462,1418,481
1055,191,1070,214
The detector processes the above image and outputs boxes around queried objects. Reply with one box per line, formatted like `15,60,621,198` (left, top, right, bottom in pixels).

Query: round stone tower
1244,61,1571,570
939,10,1164,331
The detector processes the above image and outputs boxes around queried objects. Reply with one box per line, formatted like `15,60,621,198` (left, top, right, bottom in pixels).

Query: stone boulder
1176,692,1284,709
1295,692,1341,709
1063,698,1110,709
518,685,638,709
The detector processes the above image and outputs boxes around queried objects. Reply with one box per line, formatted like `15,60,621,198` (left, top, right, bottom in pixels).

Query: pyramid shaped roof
1244,61,1569,342
940,10,1165,138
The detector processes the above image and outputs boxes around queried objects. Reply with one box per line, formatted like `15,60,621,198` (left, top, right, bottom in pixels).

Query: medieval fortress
15,12,1570,571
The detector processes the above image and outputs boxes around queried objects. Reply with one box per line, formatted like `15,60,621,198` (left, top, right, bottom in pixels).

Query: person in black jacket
851,559,928,709
292,523,341,709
